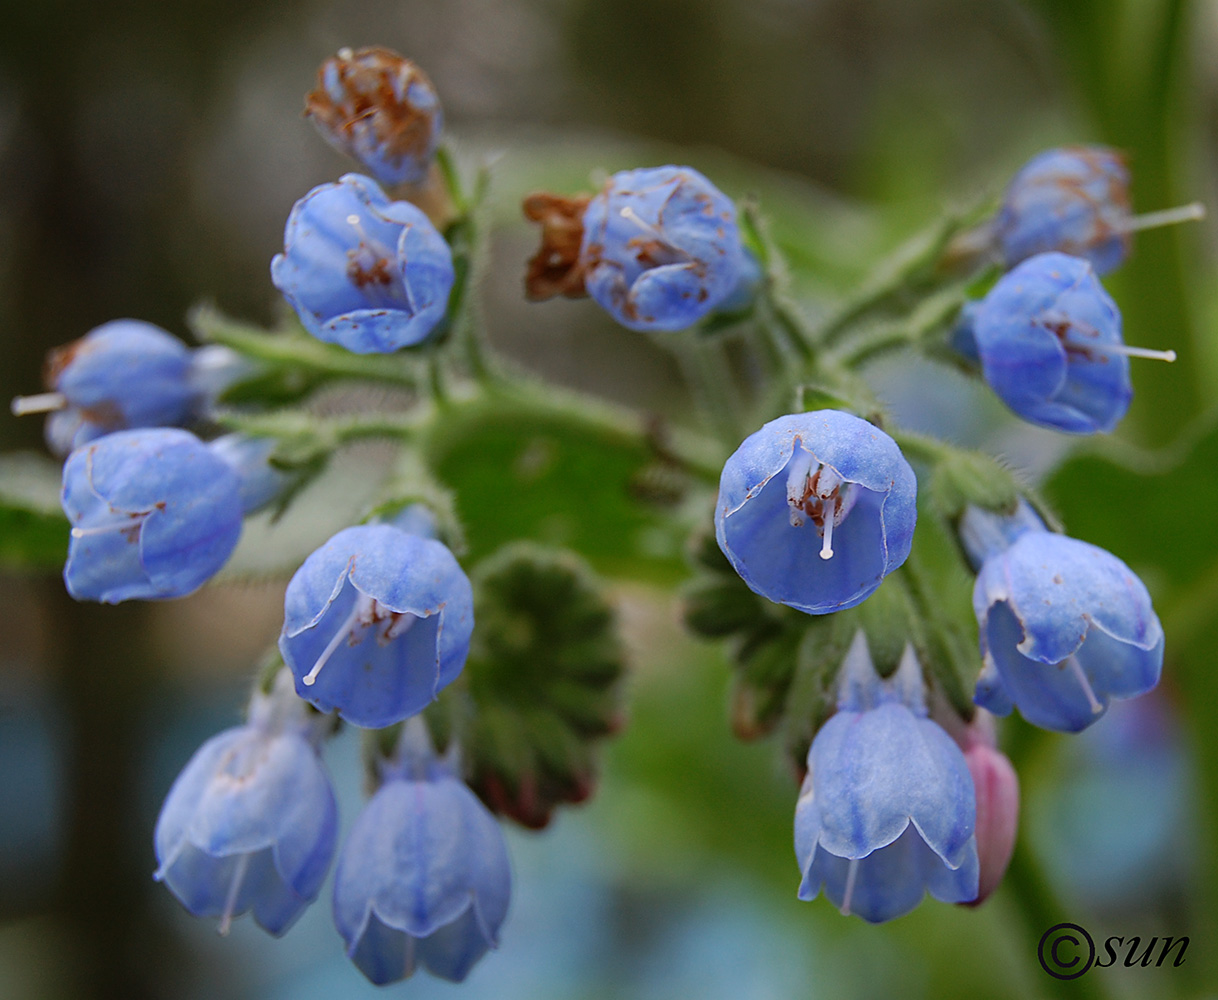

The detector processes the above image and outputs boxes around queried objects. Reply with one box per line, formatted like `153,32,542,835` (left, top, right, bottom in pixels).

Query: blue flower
972,528,1164,733
796,634,979,922
154,670,338,936
580,166,748,331
715,410,917,615
333,725,511,985
973,251,1160,434
207,434,294,514
279,524,473,728
13,320,196,456
305,47,442,188
996,146,1131,275
61,428,243,603
271,173,454,354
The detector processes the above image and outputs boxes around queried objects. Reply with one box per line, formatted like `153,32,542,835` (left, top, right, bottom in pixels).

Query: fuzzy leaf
463,544,625,828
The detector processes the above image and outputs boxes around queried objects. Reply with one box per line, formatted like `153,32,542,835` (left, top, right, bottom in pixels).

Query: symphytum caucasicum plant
4,40,1206,988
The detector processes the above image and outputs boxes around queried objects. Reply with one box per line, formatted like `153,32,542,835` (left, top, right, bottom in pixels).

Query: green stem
665,329,744,446
427,350,450,408
190,307,423,390
217,409,421,446
435,144,469,216
815,202,991,350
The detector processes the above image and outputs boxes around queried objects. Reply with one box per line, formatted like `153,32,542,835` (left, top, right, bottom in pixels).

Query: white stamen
1118,201,1206,234
70,516,145,539
11,392,67,416
346,214,361,226
619,205,661,237
217,852,250,937
1100,343,1176,362
1054,318,1177,363
384,612,418,641
841,858,860,916
786,450,815,528
302,600,365,686
820,502,836,561
1065,655,1103,715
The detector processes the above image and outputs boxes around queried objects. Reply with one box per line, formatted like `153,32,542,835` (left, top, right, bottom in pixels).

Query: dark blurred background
2,1,1215,997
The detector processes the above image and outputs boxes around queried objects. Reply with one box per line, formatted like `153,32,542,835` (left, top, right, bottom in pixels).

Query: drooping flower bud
305,47,442,188
960,728,1019,906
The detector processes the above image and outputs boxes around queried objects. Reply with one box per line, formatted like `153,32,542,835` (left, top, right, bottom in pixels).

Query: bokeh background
1,0,1216,997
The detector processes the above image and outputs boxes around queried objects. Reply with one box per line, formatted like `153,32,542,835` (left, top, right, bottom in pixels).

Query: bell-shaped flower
996,146,1132,274
154,670,338,936
271,173,454,354
61,428,243,603
278,523,473,728
12,320,196,456
580,165,748,331
974,252,1175,434
973,527,1164,732
796,634,979,922
715,410,917,615
333,721,511,985
305,47,442,188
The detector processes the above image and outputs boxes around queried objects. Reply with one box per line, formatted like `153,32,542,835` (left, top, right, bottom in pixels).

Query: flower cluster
688,145,1180,923
8,37,1190,981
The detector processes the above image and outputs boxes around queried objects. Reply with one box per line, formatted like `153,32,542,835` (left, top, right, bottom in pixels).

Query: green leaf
0,452,69,572
424,393,694,583
463,544,625,828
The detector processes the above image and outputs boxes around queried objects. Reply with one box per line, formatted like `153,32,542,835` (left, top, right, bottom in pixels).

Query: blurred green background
1,0,1215,997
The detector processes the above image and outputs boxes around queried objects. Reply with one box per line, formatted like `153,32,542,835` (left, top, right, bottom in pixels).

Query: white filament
619,205,661,238
217,852,251,937
1065,655,1103,715
11,392,67,416
70,515,145,539
302,596,370,686
1100,343,1176,362
1117,201,1206,234
841,858,860,916
820,503,836,561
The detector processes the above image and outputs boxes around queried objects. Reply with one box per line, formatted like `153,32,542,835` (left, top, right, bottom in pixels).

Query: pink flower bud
962,739,1020,905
